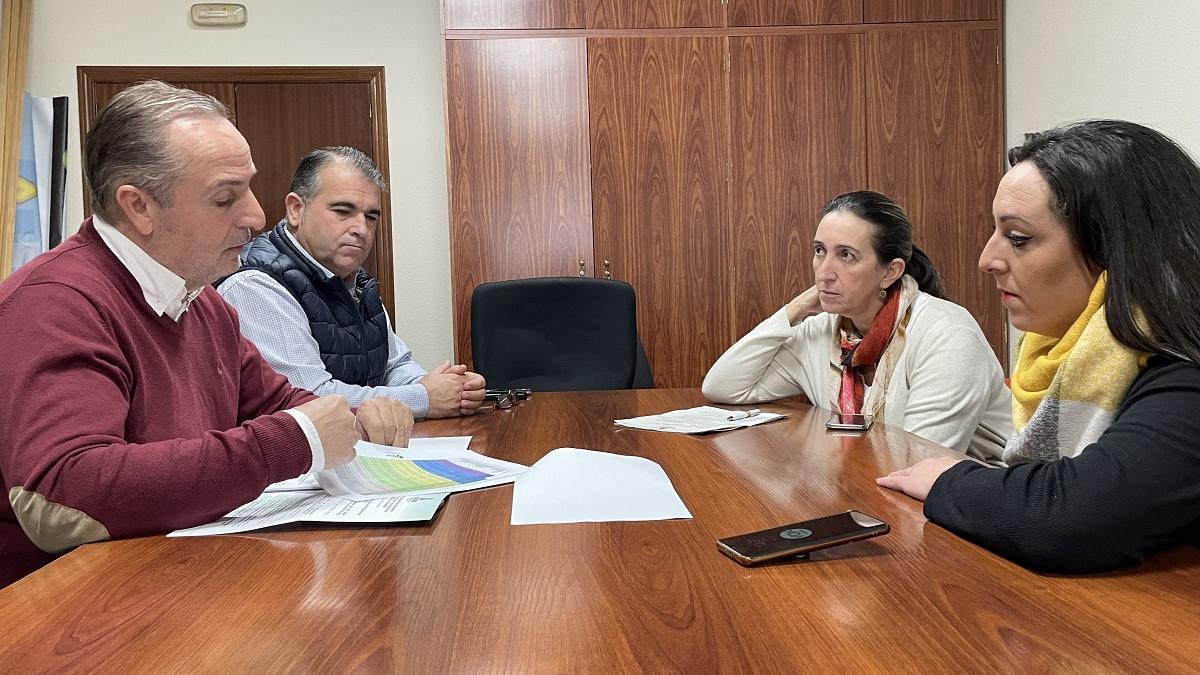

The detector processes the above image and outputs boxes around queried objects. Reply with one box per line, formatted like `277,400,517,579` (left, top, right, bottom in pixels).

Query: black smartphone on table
717,510,889,566
825,413,873,431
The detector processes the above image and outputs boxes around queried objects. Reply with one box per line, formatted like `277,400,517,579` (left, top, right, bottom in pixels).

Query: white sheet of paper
614,406,785,434
168,491,446,537
353,436,474,460
511,447,692,525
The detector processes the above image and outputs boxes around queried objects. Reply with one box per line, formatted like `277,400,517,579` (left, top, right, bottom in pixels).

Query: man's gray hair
85,80,231,223
289,146,387,201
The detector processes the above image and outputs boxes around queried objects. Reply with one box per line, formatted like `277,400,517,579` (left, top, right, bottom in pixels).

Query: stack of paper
171,436,525,536
615,405,785,434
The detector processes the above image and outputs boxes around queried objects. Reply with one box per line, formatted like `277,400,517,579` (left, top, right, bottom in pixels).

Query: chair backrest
471,277,653,392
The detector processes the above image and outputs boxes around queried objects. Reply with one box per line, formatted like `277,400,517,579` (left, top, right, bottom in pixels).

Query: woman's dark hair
818,190,945,298
1009,120,1200,362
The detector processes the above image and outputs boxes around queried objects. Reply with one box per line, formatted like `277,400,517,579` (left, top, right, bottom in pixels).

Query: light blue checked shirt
218,228,431,419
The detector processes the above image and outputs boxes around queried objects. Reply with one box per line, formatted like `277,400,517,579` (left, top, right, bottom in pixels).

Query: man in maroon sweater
0,81,414,587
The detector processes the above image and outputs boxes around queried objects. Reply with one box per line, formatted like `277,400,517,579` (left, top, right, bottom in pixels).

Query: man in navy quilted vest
219,146,485,419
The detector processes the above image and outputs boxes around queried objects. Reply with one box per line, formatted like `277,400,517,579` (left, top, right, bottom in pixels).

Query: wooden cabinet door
586,0,721,28
233,83,375,228
90,82,238,123
866,28,1005,359
864,0,998,23
232,82,385,292
727,0,860,26
445,38,594,364
589,37,729,388
442,0,584,29
729,34,866,337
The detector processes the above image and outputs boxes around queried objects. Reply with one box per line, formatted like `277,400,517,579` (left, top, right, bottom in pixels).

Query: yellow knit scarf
1006,273,1149,462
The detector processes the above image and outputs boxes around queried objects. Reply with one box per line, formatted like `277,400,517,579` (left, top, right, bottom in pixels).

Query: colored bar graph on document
358,458,492,491
318,446,528,502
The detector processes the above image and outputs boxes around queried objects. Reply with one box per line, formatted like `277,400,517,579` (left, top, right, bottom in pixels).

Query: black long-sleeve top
925,357,1200,574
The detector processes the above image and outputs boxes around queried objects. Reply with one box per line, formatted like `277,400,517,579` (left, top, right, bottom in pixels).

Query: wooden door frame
76,65,395,314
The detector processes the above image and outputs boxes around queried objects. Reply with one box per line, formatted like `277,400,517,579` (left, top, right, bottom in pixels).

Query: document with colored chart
316,437,528,502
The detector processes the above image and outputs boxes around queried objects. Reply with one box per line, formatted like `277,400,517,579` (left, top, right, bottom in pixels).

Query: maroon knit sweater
0,220,316,587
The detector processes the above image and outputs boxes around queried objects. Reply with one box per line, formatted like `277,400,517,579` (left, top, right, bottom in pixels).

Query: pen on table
727,409,761,421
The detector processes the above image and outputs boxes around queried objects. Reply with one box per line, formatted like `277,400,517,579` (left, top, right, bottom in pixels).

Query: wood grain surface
866,28,1006,361
727,0,861,27
233,82,376,228
442,0,585,30
864,0,999,24
3,390,1198,672
445,38,595,365
585,0,722,29
588,37,731,389
728,33,866,337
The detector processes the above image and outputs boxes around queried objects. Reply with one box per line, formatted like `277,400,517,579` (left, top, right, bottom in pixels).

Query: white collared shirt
92,214,204,321
92,215,325,473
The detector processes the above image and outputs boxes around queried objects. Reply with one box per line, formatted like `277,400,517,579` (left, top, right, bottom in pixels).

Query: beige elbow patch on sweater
8,487,111,553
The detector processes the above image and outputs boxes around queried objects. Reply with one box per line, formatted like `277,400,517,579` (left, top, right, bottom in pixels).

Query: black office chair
471,277,653,392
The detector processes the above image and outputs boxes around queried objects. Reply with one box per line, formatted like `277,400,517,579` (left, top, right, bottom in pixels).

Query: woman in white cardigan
703,191,1010,461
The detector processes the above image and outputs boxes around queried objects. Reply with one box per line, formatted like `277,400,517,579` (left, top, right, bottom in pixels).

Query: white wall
25,0,454,365
1006,2,1200,159
1005,1,1200,360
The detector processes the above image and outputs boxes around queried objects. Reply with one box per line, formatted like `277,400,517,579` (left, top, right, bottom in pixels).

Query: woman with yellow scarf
878,120,1200,574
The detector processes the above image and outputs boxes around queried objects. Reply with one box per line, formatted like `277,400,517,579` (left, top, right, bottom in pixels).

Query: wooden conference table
2,389,1199,672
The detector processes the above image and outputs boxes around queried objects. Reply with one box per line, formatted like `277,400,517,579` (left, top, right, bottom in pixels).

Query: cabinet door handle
578,259,586,277
603,259,612,279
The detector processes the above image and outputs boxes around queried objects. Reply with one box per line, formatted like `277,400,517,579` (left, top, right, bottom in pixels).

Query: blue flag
13,92,43,271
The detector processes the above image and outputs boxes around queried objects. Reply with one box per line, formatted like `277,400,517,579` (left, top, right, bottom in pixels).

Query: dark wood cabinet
863,0,999,23
444,0,722,29
729,33,866,337
443,5,1007,384
866,27,1004,358
727,0,860,26
586,0,722,28
445,38,594,365
442,0,584,29
232,82,375,227
589,37,730,387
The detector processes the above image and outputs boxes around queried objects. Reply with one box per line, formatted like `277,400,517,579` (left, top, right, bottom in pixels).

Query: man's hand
875,456,964,501
420,360,469,418
459,370,486,415
785,285,822,325
294,395,357,470
356,398,414,448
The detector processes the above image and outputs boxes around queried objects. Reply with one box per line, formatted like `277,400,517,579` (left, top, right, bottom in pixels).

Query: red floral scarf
836,284,901,415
